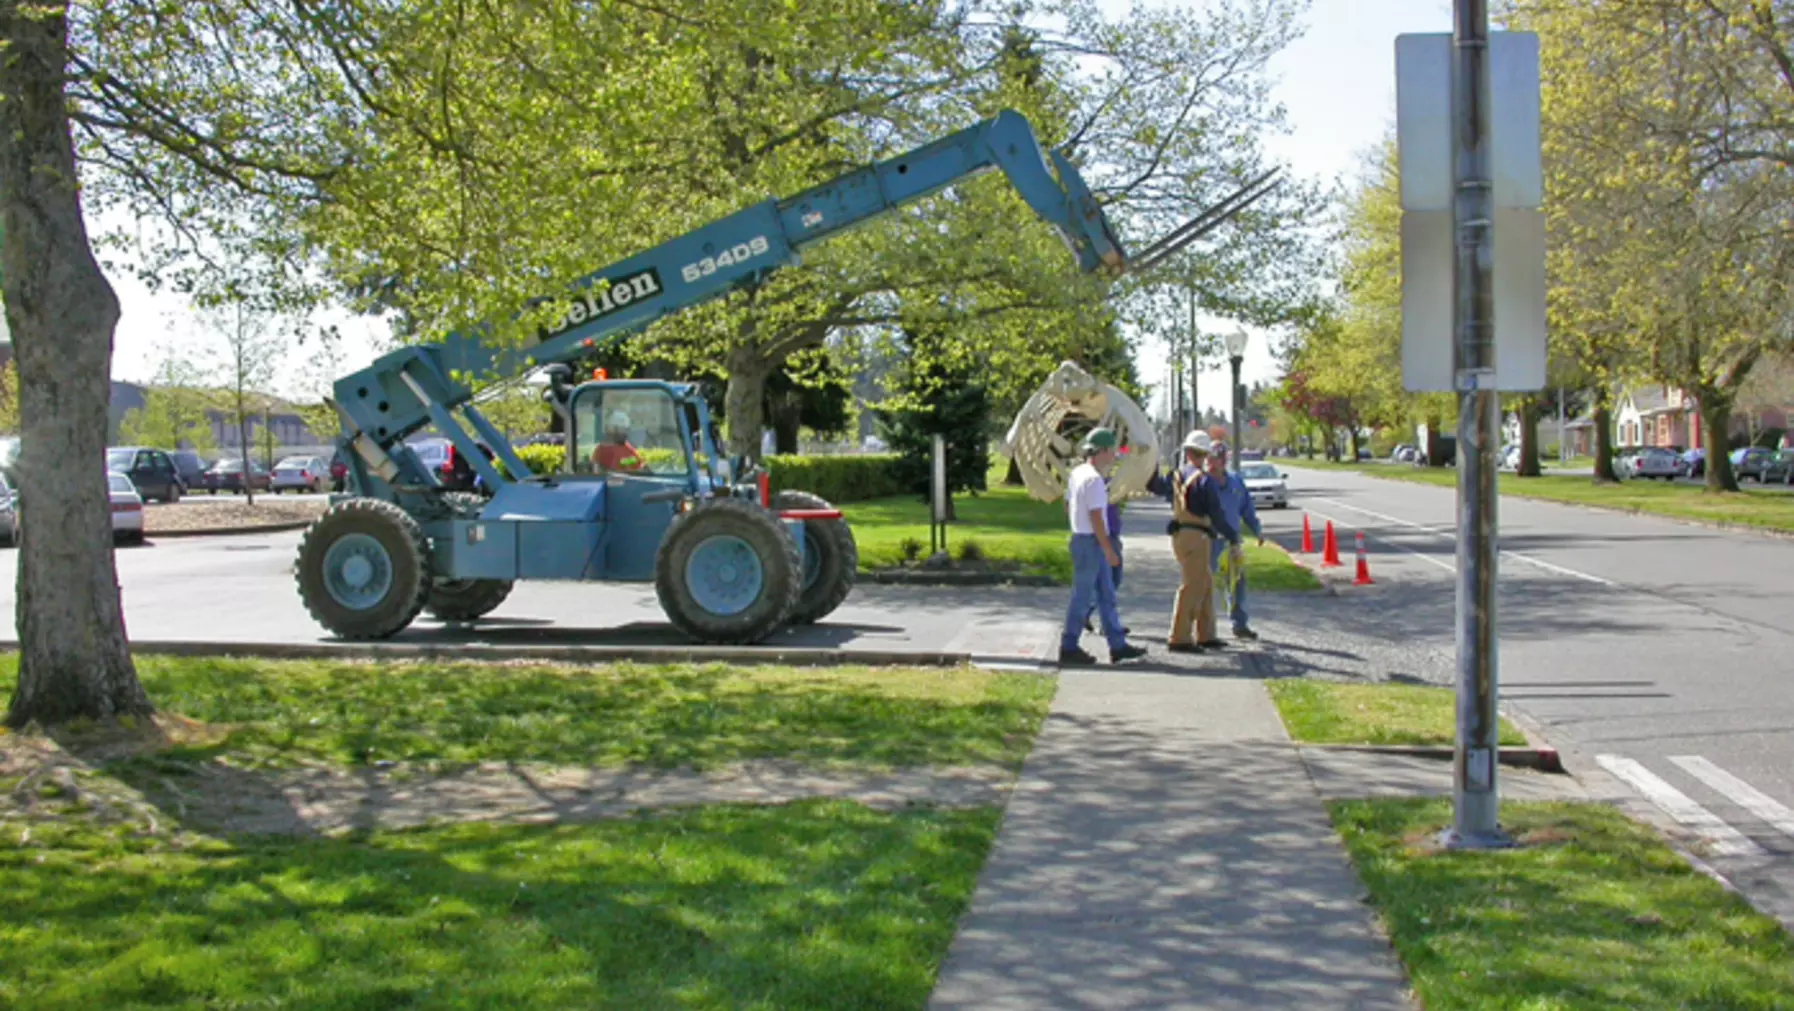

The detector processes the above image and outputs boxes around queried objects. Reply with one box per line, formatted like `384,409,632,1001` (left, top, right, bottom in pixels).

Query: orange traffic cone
1301,513,1314,553
1322,521,1342,567
1354,531,1375,585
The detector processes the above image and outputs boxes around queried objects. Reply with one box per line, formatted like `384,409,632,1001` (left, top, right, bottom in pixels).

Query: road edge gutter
0,639,973,668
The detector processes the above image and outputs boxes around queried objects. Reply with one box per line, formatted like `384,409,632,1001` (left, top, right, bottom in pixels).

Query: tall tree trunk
1699,391,1740,493
1517,397,1542,477
1591,388,1618,483
724,347,771,463
238,400,255,506
1,0,151,727
1424,413,1444,467
1348,426,1363,461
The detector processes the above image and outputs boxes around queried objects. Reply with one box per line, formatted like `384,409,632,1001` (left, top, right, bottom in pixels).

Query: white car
270,455,328,493
108,470,145,543
1239,462,1290,509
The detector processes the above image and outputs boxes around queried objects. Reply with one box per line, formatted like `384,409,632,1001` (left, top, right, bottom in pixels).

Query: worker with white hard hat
1165,429,1238,652
591,408,644,472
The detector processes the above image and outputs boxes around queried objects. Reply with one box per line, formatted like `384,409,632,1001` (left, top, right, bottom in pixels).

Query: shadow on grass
0,798,1000,1011
0,656,1056,774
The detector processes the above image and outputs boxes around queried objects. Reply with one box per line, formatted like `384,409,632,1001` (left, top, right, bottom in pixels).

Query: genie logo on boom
538,267,663,339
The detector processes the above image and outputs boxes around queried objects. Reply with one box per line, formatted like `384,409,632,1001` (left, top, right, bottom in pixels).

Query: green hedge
767,453,903,504
496,443,569,480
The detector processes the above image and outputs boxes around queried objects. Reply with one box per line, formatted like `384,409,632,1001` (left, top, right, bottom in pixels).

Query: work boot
1059,646,1098,666
1234,626,1259,641
1166,641,1199,654
1199,639,1227,650
1110,644,1148,664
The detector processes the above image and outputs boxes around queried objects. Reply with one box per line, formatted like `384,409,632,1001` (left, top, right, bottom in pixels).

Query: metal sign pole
931,434,948,554
1448,0,1508,848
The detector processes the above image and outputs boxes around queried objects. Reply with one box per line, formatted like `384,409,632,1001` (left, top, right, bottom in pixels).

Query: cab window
573,388,690,478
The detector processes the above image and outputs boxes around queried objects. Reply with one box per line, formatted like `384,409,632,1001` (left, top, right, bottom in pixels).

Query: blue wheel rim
684,534,765,616
322,532,394,611
801,533,823,591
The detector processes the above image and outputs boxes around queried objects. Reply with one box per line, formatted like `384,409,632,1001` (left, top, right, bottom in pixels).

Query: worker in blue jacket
1207,442,1264,640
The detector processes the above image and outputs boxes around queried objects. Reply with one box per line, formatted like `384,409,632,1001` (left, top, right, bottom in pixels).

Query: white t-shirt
1066,462,1109,535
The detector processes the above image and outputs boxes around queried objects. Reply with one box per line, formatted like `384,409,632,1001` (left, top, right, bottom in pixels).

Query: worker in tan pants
1166,430,1239,652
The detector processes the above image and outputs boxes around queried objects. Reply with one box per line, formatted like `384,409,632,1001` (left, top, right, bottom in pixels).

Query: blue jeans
1063,534,1126,653
1209,538,1249,631
1084,535,1122,625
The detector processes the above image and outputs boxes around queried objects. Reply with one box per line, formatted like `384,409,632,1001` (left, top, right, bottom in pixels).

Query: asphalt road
1275,463,1794,923
0,527,1072,665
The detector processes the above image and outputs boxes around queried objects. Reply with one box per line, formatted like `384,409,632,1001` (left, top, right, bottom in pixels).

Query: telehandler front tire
295,498,431,640
772,490,857,625
655,497,801,644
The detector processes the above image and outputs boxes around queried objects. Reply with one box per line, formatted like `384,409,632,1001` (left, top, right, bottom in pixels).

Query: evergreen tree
876,326,990,520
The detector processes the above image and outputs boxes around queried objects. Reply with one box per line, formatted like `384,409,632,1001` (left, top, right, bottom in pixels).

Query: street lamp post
1225,329,1249,468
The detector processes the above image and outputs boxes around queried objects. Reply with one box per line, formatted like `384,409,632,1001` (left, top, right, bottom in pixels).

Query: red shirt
592,441,643,471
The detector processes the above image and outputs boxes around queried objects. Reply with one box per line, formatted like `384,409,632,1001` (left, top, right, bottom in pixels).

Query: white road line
1309,496,1615,586
1596,754,1766,858
1300,505,1457,574
1670,756,1794,841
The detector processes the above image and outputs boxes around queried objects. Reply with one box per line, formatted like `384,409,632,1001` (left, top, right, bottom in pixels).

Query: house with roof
1615,384,1791,452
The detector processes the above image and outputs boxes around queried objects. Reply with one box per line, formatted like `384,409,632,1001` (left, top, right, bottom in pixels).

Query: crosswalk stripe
1595,754,1766,858
1670,756,1794,841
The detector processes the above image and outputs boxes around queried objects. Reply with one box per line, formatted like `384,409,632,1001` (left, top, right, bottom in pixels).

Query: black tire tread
773,489,857,625
654,497,800,644
294,497,431,640
425,578,515,621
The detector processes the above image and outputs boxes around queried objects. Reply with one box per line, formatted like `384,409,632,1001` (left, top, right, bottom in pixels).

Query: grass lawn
1283,458,1794,534
1332,798,1794,1010
0,656,1055,771
1267,680,1526,747
846,483,1320,590
0,800,998,1010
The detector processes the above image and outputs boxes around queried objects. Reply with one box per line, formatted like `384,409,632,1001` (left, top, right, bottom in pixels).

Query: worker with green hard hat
1060,426,1146,665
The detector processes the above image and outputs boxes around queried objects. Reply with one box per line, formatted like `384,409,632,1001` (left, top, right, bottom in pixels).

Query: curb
146,520,315,539
1299,742,1565,773
867,569,1060,587
0,639,973,668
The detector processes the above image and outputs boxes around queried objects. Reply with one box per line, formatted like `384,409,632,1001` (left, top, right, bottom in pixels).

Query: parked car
106,446,183,502
1237,448,1265,462
107,471,144,544
1619,446,1686,480
202,458,272,494
1239,462,1290,510
170,449,206,491
1681,447,1706,479
407,437,489,492
0,436,19,487
1763,449,1794,485
329,449,349,492
1731,446,1777,482
270,455,329,493
0,471,16,546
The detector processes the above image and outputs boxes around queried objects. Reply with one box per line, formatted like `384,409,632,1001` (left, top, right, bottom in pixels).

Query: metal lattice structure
1001,360,1160,503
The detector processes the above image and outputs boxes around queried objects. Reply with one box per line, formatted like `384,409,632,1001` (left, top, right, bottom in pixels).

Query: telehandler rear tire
295,498,431,640
424,578,514,622
773,490,857,624
655,497,801,644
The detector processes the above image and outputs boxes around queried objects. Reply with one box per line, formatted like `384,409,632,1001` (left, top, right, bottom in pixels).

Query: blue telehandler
297,110,1277,644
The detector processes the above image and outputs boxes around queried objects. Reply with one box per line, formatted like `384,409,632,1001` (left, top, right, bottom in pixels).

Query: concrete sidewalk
927,669,1416,1010
927,496,1417,1009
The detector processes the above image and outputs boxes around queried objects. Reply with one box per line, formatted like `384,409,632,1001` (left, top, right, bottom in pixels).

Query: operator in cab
591,410,645,472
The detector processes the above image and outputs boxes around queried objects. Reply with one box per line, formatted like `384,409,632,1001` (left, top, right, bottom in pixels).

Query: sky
89,0,1459,410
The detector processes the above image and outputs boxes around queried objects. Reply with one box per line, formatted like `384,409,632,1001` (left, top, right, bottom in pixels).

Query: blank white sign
1396,32,1543,212
1400,207,1548,392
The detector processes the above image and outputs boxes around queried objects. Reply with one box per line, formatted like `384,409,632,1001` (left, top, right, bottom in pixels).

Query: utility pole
1447,0,1508,849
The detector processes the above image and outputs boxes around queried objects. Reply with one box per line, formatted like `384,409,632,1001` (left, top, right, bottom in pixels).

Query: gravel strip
145,499,326,534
